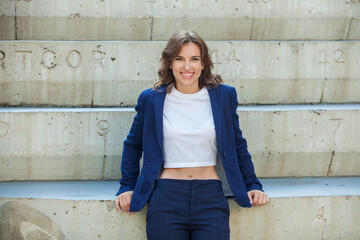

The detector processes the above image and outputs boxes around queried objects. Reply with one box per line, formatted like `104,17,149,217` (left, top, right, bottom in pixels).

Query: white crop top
163,86,218,168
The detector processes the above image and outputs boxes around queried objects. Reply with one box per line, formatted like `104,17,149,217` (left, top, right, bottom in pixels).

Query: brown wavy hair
154,30,223,92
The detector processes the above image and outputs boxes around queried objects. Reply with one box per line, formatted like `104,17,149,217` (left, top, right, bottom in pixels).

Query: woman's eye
192,58,200,61
175,58,182,61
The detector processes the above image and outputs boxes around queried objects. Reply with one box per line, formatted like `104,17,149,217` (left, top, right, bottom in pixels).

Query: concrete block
349,1,360,40
1,41,360,107
0,109,134,181
152,17,253,41
3,0,358,40
240,105,360,177
0,1,15,40
0,178,359,240
0,41,165,107
0,201,65,240
349,19,360,40
0,105,359,181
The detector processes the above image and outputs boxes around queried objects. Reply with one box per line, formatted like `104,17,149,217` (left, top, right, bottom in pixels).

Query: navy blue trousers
146,179,230,240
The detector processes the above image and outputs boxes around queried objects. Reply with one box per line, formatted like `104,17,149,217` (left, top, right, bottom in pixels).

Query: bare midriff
160,166,219,180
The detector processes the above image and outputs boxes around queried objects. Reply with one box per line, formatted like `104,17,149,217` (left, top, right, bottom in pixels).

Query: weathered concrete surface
1,41,360,106
349,3,360,40
0,0,358,40
0,1,15,40
0,178,359,240
0,106,359,180
349,19,360,40
0,109,133,181
0,201,65,240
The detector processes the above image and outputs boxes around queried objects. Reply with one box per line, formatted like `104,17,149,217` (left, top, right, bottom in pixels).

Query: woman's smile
180,72,194,79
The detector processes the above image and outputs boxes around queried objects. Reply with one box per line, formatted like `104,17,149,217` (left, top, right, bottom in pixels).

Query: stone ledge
0,178,359,240
1,41,360,106
0,177,359,200
1,0,359,40
0,106,359,180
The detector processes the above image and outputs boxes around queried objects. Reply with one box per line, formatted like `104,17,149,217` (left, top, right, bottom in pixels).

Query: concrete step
0,1,15,40
0,105,359,181
1,41,360,106
0,178,359,239
1,0,359,41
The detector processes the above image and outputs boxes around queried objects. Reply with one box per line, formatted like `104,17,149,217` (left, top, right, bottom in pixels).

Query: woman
115,30,269,240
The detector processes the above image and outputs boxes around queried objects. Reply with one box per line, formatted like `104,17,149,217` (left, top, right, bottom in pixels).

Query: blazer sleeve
230,87,264,192
115,90,147,196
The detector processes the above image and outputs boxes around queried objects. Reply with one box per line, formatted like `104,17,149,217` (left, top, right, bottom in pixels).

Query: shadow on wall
0,201,65,240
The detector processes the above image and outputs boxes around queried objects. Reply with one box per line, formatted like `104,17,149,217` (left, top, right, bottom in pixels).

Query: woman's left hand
247,190,269,206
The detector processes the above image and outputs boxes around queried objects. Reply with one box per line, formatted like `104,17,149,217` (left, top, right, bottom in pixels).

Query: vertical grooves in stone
327,151,335,176
249,18,255,40
346,3,355,40
101,136,108,181
319,80,325,104
14,1,18,40
150,16,154,41
346,17,353,40
101,155,107,181
91,80,95,107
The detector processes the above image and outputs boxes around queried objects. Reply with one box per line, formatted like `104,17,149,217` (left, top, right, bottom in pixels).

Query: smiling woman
115,30,269,240
169,43,204,94
154,30,223,94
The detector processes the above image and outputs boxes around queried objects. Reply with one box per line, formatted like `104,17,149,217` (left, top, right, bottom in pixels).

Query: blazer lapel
208,87,223,152
154,86,167,155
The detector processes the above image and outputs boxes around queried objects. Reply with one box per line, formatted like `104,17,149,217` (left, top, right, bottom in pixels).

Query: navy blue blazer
116,84,263,212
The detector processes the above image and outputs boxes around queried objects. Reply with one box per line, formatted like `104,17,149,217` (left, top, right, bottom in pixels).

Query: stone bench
0,178,359,239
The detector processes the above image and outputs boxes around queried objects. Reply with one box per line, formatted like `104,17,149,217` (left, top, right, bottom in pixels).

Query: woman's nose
183,60,191,70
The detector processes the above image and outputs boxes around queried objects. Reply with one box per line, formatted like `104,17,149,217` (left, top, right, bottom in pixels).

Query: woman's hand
247,190,269,206
115,191,134,215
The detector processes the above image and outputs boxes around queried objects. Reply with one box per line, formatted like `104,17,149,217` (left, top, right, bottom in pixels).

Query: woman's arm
230,87,262,190
115,90,148,213
230,87,269,205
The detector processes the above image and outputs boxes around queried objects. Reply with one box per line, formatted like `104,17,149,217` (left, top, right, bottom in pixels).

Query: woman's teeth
181,73,193,77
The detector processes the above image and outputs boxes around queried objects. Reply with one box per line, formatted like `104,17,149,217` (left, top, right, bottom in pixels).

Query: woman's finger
126,194,131,208
258,193,269,205
124,195,131,213
247,191,253,205
257,193,264,205
115,197,122,212
121,195,131,214
253,191,260,205
119,196,128,214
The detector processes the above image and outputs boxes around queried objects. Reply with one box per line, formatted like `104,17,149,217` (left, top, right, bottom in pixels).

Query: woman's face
170,42,204,94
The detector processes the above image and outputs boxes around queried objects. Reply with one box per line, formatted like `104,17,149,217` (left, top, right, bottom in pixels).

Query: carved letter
0,121,9,137
92,50,106,69
15,51,32,70
66,50,82,69
0,50,5,70
41,49,58,69
97,120,110,136
226,49,240,62
319,49,329,65
335,49,345,63
0,50,5,61
211,49,222,71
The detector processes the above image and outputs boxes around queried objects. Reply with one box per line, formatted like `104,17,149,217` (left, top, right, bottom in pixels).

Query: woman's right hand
115,191,134,215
